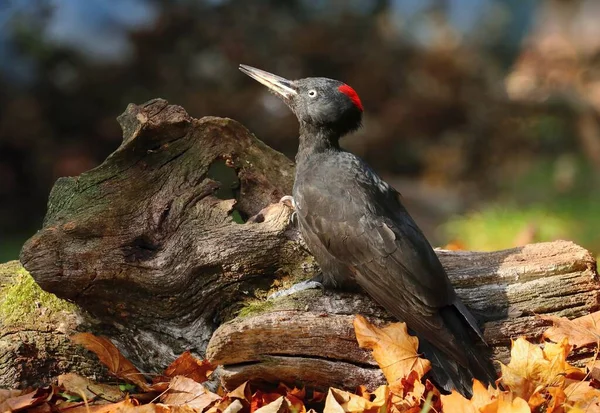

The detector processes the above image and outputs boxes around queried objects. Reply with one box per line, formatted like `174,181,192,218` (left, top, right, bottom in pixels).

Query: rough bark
19,99,600,391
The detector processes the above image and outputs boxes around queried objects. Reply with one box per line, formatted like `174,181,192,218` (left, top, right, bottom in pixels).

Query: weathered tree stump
20,99,600,391
0,261,109,388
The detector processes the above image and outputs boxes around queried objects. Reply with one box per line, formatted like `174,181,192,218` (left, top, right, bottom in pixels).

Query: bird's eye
308,90,317,98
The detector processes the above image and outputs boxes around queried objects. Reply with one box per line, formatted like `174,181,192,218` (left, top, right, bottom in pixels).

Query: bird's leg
267,277,324,300
279,195,298,226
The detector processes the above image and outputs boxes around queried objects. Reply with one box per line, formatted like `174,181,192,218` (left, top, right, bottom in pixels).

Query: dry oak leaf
205,382,251,413
71,333,151,391
253,396,289,413
161,376,221,410
542,311,600,348
563,380,600,412
353,315,431,383
152,351,215,391
323,387,387,413
0,389,22,404
0,386,53,412
58,373,125,402
251,388,306,413
56,398,139,413
500,337,580,400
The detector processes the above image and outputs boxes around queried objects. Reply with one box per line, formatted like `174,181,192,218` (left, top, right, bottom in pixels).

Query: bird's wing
295,176,469,364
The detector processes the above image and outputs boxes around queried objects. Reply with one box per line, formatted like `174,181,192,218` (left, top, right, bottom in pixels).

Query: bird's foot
268,280,324,300
279,195,297,226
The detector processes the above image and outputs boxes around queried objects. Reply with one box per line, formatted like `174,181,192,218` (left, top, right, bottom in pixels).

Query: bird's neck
295,123,342,166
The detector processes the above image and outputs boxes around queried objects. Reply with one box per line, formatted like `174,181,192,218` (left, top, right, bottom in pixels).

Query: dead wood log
19,99,599,391
21,99,307,372
0,261,109,387
207,241,599,390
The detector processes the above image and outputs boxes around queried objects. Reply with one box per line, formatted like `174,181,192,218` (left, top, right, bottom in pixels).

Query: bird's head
240,64,363,137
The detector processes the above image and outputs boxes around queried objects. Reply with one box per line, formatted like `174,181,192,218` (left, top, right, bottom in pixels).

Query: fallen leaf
276,384,305,401
496,392,530,413
57,398,137,413
545,387,567,413
500,337,578,400
228,382,251,402
441,380,495,413
71,333,150,391
28,402,53,413
205,382,251,413
161,376,221,410
254,396,289,413
440,390,477,413
153,351,214,388
353,315,431,383
388,371,426,411
284,395,305,413
564,380,600,411
59,373,125,402
161,406,198,413
0,389,22,404
251,390,283,412
323,387,386,413
542,311,600,347
222,399,244,413
0,386,53,412
542,339,586,380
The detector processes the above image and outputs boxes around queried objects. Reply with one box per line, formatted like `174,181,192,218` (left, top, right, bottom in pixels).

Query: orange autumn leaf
253,396,289,413
541,339,585,379
323,387,387,413
252,390,285,412
542,311,600,347
206,381,251,413
388,371,432,411
500,337,581,400
276,383,306,401
353,315,431,383
440,390,477,413
152,351,215,390
441,379,496,413
493,392,530,413
71,333,150,391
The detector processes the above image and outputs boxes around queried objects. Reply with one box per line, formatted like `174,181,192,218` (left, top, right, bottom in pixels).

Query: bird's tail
420,306,497,398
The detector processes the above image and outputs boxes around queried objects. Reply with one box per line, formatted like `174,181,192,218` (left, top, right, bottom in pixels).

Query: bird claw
279,195,298,226
267,280,324,300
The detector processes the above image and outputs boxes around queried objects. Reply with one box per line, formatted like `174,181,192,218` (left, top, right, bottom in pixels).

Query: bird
239,64,496,397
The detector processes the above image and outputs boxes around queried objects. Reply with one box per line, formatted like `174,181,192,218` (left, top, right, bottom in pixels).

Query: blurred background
1,0,599,261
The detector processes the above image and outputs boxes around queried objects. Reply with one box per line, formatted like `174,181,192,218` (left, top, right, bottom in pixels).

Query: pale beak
239,64,298,99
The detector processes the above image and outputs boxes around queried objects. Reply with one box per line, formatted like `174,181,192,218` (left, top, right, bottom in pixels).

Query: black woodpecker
239,64,496,397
